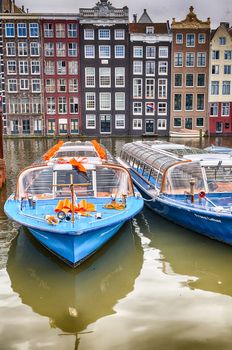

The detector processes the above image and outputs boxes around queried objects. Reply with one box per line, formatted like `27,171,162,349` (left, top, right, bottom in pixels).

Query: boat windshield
16,164,133,199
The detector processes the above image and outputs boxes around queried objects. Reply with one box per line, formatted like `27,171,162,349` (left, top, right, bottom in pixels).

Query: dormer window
146,26,154,34
219,37,226,45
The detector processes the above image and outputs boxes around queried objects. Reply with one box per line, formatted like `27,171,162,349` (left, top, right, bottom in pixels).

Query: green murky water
1,137,232,350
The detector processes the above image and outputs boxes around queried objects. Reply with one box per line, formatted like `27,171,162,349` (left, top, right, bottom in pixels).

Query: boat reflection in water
138,208,232,298
6,223,143,337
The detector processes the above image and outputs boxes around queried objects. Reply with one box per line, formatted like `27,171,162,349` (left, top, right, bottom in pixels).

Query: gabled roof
211,22,232,41
138,9,153,24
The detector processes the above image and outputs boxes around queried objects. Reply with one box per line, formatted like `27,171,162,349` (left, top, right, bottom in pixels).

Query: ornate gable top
79,0,128,19
172,6,210,29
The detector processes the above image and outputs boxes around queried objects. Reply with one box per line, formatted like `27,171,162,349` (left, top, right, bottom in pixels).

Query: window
222,81,231,95
7,61,17,75
29,23,39,37
197,52,206,67
157,119,167,130
18,42,28,56
145,102,155,115
71,119,79,133
86,115,96,129
115,93,125,110
20,97,30,113
186,33,195,47
175,74,182,87
48,119,56,133
85,67,95,87
99,29,110,40
84,29,94,40
219,37,226,45
198,33,206,43
100,93,111,110
70,97,79,114
99,68,111,87
58,78,66,92
19,61,29,75
47,97,56,114
17,23,27,37
115,45,125,58
185,94,193,110
34,118,42,132
186,74,194,87
115,115,125,129
85,45,95,58
45,61,55,75
146,46,155,58
86,93,95,110
57,61,66,74
115,29,125,40
30,42,39,56
146,61,155,75
31,61,40,75
174,118,181,127
68,43,77,57
44,43,54,56
133,61,143,75
197,94,204,111
196,118,204,127
224,65,231,74
5,23,15,37
20,79,29,90
56,42,66,57
212,65,219,74
224,51,232,60
159,47,168,58
185,118,193,129
69,78,78,92
8,79,17,92
46,79,55,93
197,74,205,87
186,53,194,67
133,119,142,130
59,119,67,134
133,47,143,58
174,53,183,67
58,97,67,114
210,103,218,116
146,79,155,99
44,23,53,38
133,102,142,115
68,23,77,38
212,50,220,59
174,94,182,111
222,103,230,116
22,120,30,134
56,23,65,38
211,81,219,95
6,42,16,56
176,33,183,44
68,61,78,74
32,79,41,92
158,79,167,98
146,26,154,34
115,67,125,87
159,61,168,75
99,45,110,58
9,98,18,114
158,102,167,115
133,79,142,98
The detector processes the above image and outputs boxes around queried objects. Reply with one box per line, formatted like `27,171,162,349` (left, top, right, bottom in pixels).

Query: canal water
1,137,232,350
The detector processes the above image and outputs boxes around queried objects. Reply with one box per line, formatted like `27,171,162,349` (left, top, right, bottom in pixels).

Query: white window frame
86,93,96,110
115,92,125,111
85,67,95,88
133,61,143,75
157,119,167,130
133,119,142,130
158,61,168,75
158,102,167,115
186,33,195,47
158,79,167,99
86,114,96,129
99,45,111,58
115,67,125,87
98,29,110,40
115,114,125,129
133,46,143,58
99,67,111,88
133,78,142,98
100,92,111,110
84,29,94,40
133,102,142,115
84,45,95,58
159,46,168,58
114,29,125,40
115,45,125,58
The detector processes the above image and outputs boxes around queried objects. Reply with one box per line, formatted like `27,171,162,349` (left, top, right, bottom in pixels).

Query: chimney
133,14,137,23
220,22,230,29
27,8,29,13
22,5,24,12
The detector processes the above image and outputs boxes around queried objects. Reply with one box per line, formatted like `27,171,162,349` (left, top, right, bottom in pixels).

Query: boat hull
134,179,232,246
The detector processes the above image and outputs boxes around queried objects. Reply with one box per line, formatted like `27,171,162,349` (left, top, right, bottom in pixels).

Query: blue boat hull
132,174,232,246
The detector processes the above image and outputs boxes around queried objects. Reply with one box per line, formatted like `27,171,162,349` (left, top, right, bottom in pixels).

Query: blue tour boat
119,141,232,246
4,141,143,267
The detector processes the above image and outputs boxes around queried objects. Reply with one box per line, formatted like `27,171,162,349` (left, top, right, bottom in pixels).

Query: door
100,115,111,133
216,122,223,133
145,119,154,134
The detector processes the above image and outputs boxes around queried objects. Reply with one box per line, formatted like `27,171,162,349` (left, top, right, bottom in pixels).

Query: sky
16,0,231,28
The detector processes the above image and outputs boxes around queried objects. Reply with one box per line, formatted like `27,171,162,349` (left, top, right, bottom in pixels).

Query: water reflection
137,208,232,297
6,222,143,337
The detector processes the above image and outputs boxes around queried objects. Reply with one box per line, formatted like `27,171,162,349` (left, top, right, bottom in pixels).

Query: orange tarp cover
91,140,107,160
55,199,96,214
69,158,87,173
43,141,64,161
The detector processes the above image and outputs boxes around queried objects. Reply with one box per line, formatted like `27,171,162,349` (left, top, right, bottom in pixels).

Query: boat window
204,166,232,193
54,150,97,158
96,166,132,197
